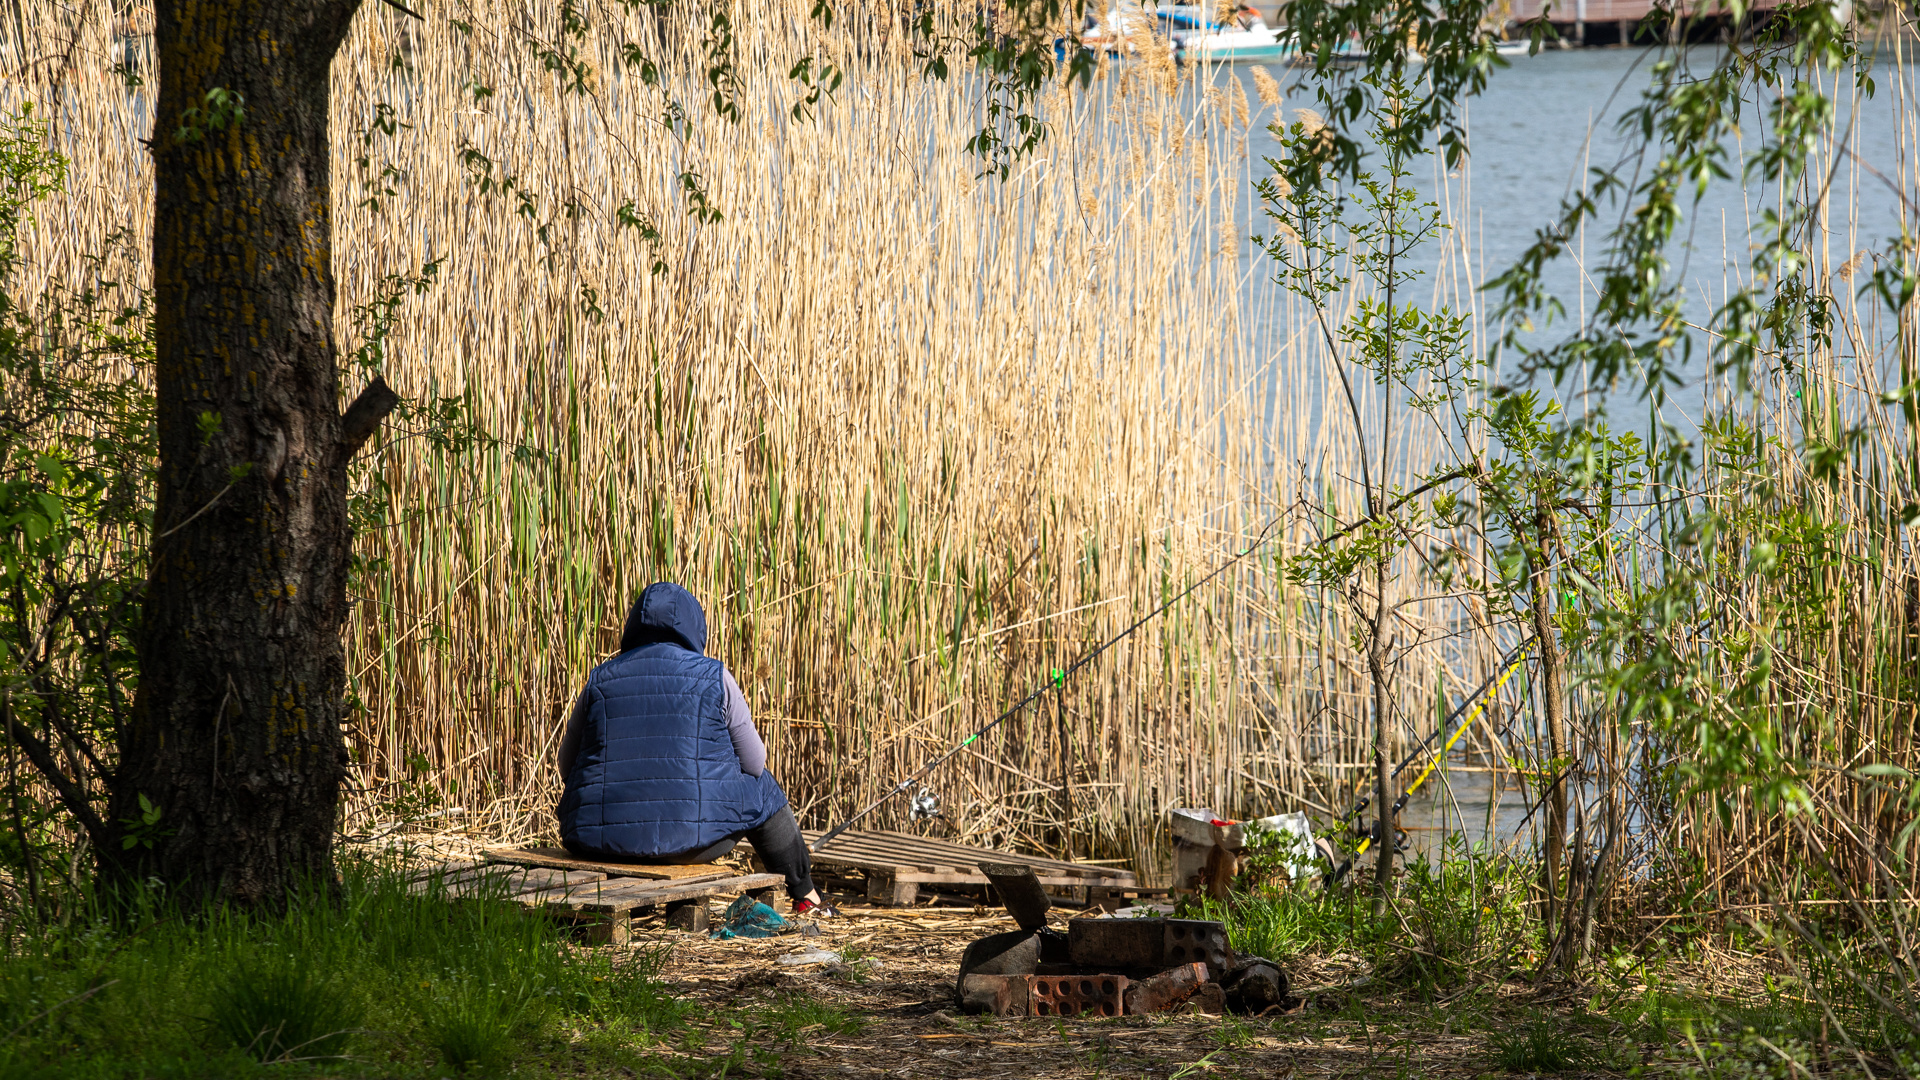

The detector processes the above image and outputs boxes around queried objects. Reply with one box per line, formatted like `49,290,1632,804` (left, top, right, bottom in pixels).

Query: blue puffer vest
559,583,787,859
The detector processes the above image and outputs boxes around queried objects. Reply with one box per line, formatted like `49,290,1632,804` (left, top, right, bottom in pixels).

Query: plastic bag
708,894,792,939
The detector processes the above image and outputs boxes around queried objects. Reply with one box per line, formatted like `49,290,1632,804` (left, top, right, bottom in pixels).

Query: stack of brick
952,861,1291,1018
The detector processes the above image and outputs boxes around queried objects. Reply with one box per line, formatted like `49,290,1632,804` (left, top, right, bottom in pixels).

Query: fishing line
810,516,1285,853
1329,633,1536,882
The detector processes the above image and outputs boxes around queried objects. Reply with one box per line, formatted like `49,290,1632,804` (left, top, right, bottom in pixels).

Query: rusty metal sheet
979,862,1052,932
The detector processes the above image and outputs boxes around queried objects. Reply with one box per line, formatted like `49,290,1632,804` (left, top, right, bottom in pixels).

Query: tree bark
1371,555,1394,905
1528,517,1570,956
108,0,376,906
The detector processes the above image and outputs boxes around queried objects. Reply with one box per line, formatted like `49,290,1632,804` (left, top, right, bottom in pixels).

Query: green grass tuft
1486,1010,1592,1073
416,973,535,1072
761,994,865,1043
205,953,363,1062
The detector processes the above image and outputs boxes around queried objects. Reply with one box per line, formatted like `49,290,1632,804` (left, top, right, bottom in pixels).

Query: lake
1205,45,1916,436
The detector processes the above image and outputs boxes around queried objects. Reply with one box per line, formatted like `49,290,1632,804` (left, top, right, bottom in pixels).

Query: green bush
1184,839,1535,985
0,105,155,921
1370,841,1531,992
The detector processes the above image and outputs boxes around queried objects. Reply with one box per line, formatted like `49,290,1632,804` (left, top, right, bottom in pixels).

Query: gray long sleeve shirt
556,666,767,780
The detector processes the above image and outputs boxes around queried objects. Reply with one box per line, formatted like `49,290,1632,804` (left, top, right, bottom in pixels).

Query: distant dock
1498,0,1819,47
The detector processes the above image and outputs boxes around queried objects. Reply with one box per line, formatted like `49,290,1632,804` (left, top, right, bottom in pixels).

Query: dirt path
623,900,1649,1079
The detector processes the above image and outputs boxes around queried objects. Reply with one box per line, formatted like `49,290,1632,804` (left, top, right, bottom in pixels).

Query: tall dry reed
1649,23,1920,913
10,1,1508,877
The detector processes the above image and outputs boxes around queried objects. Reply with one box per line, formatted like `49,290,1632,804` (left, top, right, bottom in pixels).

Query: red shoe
793,898,840,919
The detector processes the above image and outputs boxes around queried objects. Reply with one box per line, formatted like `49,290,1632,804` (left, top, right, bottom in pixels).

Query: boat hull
1181,41,1297,61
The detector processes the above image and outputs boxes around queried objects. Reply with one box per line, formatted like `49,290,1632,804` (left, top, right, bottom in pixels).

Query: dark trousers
649,806,817,901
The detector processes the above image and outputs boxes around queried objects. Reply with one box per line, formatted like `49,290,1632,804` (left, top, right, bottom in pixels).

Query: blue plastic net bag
709,894,791,939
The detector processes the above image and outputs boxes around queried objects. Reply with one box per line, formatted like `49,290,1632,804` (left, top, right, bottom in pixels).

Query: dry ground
585,896,1696,1080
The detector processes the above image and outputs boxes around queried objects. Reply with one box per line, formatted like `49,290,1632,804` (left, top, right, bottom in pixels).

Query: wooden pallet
798,828,1138,907
484,845,735,883
406,850,780,943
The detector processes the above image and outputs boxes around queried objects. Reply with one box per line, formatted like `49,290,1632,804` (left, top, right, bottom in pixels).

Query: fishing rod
810,516,1284,854
1327,633,1537,885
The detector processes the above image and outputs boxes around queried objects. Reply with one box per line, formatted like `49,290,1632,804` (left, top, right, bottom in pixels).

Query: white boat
1077,3,1158,57
1077,3,1296,62
1156,4,1297,62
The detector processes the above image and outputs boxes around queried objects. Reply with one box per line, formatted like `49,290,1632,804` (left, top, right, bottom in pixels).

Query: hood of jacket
618,582,708,654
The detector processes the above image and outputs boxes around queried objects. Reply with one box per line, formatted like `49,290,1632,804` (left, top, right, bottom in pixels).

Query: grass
0,855,891,1078
1485,1010,1592,1073
416,973,537,1071
205,954,363,1063
1210,1016,1258,1049
0,860,690,1079
760,995,865,1042
0,851,1877,1079
1184,843,1538,990
565,946,692,1033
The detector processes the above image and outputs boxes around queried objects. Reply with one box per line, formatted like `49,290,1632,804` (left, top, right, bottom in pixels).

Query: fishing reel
1346,815,1412,854
908,784,942,822
1322,811,1412,887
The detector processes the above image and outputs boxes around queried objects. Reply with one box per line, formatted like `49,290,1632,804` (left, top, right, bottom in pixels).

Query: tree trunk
1528,529,1569,953
108,0,384,906
1371,555,1394,905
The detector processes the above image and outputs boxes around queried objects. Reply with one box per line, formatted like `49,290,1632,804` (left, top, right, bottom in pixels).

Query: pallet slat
406,863,506,894
792,835,950,873
511,877,634,905
890,870,1131,887
864,831,1127,878
804,833,973,868
806,827,1120,876
524,876,696,911
797,829,1138,888
484,846,732,880
501,867,609,896
404,857,487,882
421,865,621,901
396,856,781,944
543,872,784,914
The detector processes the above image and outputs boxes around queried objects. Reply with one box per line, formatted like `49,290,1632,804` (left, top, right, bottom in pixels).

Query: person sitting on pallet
557,582,837,917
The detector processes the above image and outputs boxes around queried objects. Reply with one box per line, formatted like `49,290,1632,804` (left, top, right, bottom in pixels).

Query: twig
154,481,234,539
1308,465,1478,549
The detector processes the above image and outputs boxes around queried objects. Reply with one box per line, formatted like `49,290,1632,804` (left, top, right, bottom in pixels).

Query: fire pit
953,863,1290,1017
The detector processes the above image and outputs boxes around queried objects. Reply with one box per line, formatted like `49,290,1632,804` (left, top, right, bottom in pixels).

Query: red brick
1027,974,1129,1018
1122,962,1209,1014
958,973,1030,1016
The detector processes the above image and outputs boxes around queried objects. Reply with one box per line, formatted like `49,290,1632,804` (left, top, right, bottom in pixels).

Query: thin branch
1310,464,1479,549
0,695,109,849
154,481,234,540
